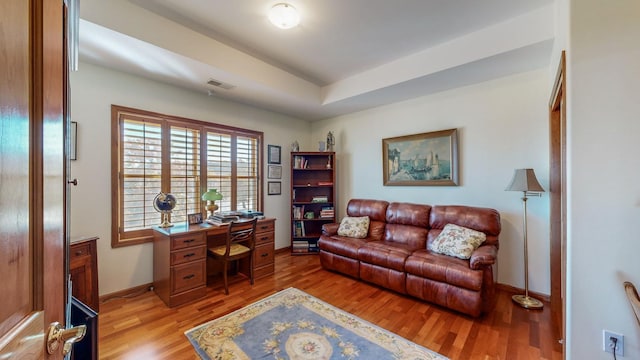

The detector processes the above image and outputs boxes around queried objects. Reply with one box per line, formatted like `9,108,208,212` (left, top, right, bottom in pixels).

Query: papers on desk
206,211,265,225
207,214,239,225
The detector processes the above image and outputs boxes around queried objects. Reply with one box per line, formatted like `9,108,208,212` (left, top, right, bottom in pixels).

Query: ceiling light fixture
268,3,300,29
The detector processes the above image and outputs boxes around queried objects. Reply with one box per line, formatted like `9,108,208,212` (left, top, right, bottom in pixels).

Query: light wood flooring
98,251,563,360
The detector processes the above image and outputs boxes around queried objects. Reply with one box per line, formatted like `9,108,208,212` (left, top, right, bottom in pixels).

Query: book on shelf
320,205,334,218
311,196,328,203
292,221,306,237
292,205,305,219
292,241,308,248
308,241,319,252
317,181,333,186
293,156,308,169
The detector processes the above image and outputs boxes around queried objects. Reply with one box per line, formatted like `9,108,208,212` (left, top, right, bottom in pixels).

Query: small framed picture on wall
268,145,281,164
267,181,281,195
268,165,282,179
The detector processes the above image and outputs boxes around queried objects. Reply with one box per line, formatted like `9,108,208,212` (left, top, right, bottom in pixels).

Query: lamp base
206,203,219,219
512,294,543,309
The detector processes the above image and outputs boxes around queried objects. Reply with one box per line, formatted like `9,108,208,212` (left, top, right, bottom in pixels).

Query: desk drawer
171,262,205,294
255,231,274,245
256,220,274,234
254,242,274,268
70,242,91,260
171,232,205,251
171,246,206,266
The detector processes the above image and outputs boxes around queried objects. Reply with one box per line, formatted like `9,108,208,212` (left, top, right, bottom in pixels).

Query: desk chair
207,218,257,295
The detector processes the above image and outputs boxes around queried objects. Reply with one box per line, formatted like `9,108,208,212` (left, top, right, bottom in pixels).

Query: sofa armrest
322,223,340,236
470,244,497,270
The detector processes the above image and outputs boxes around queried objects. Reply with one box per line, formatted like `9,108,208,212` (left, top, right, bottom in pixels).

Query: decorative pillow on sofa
429,223,486,259
337,216,370,238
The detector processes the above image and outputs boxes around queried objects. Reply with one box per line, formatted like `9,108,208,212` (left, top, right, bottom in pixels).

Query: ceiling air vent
206,78,235,90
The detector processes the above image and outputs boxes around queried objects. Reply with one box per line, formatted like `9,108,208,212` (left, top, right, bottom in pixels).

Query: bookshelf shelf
290,152,336,255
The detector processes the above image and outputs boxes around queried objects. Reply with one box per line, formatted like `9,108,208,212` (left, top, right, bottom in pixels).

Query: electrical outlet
603,330,624,356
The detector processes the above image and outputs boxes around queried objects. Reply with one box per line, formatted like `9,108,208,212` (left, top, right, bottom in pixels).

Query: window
111,106,263,247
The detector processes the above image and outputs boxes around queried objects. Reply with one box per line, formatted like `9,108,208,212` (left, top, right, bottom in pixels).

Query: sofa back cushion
383,202,431,249
346,199,389,241
428,205,501,248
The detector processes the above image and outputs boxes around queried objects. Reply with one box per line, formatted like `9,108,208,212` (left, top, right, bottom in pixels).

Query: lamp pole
512,192,543,309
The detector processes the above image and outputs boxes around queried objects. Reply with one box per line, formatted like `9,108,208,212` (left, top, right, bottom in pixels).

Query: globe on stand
153,192,177,228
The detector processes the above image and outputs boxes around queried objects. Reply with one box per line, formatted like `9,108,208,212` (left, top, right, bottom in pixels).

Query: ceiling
78,0,555,121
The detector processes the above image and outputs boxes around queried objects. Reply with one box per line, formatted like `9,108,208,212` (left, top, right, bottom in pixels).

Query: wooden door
549,51,567,357
0,0,67,358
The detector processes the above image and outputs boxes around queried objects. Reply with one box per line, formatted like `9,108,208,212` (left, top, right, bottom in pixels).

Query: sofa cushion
346,199,389,240
337,216,370,238
318,235,367,259
405,249,483,291
429,205,501,248
358,241,414,271
428,223,486,259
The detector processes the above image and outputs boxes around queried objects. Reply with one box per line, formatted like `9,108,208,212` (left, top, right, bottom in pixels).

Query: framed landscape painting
382,128,458,186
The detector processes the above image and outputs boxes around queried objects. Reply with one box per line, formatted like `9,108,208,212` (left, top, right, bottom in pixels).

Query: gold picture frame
382,128,458,186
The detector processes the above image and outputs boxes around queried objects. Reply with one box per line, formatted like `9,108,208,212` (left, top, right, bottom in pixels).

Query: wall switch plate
603,330,624,356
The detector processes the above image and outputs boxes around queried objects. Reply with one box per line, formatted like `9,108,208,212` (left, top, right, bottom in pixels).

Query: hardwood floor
98,251,562,360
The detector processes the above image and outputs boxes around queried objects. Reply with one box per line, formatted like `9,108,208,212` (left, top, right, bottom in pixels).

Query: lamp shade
202,189,223,201
505,169,545,192
268,3,300,29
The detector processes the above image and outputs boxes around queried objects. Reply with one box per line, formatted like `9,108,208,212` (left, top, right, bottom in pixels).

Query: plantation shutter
206,131,232,211
236,135,259,211
119,117,162,242
170,125,201,223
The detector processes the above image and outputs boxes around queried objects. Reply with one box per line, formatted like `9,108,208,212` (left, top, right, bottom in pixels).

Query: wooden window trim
111,105,264,248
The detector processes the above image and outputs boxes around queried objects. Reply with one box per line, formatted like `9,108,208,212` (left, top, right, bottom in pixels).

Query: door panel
0,0,32,339
0,0,66,358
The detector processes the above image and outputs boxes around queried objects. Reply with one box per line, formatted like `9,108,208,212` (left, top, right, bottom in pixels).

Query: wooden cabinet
70,236,100,312
291,152,336,255
153,229,207,308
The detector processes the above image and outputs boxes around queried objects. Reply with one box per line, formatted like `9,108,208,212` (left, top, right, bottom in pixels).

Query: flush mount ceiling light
268,3,300,29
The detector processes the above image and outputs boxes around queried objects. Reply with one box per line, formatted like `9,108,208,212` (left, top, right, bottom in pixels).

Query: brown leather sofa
318,199,501,317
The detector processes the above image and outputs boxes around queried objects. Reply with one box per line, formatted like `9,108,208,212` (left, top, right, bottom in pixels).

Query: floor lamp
506,168,545,309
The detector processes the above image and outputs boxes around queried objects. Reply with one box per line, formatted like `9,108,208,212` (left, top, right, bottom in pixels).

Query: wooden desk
152,218,275,307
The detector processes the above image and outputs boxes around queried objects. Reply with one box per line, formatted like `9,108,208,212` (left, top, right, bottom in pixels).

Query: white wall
70,62,310,295
311,69,552,294
566,1,640,359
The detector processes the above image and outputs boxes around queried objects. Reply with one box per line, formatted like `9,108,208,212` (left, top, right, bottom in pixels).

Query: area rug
185,287,447,360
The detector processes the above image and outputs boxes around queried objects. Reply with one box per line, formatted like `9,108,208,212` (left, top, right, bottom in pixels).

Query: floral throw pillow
337,216,370,238
429,223,487,259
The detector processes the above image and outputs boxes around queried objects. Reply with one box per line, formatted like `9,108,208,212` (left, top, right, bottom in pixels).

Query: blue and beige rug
185,287,447,359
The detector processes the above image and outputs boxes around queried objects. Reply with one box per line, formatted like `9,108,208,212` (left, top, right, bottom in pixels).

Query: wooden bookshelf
290,152,336,255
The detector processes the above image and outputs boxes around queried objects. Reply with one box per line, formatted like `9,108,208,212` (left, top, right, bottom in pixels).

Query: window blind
170,125,201,223
121,119,162,233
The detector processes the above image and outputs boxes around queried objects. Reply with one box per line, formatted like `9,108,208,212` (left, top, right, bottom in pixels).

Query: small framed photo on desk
188,213,203,224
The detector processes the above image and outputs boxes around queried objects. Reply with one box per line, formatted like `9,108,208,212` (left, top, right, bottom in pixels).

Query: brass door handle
46,322,86,356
